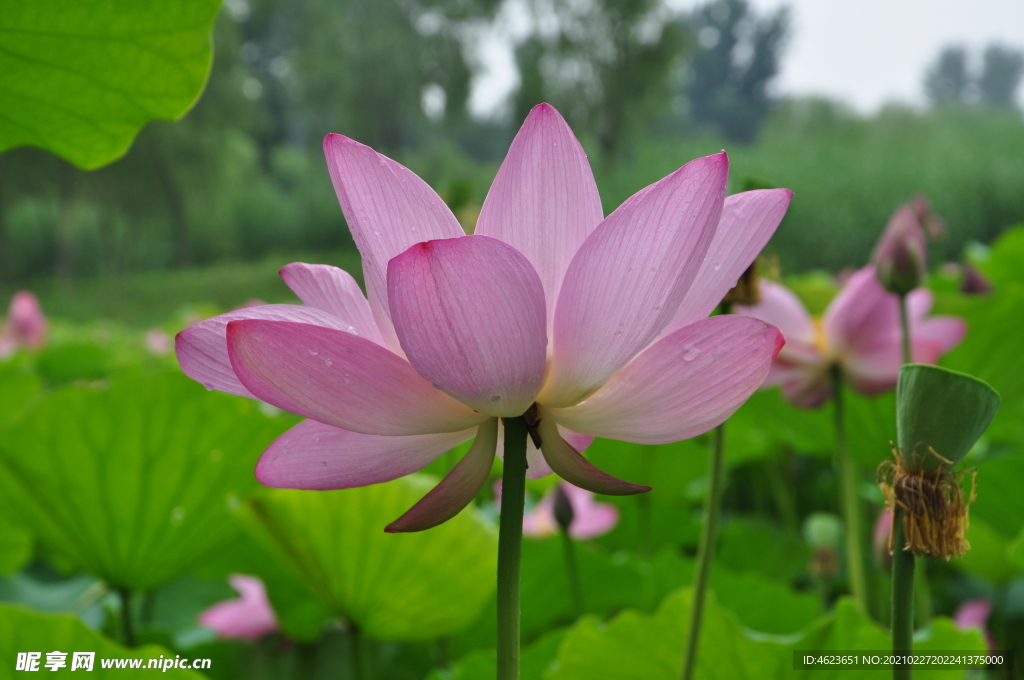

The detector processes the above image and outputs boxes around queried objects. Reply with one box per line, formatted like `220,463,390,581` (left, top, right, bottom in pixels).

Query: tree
924,46,970,106
686,0,789,143
979,44,1024,109
513,0,690,160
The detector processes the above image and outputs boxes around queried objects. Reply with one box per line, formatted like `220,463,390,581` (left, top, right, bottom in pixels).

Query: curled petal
535,406,650,495
548,315,783,444
496,420,592,480
256,420,474,490
823,266,900,357
542,152,729,407
664,188,793,334
323,135,464,351
386,418,499,533
227,320,486,435
475,103,604,332
175,305,356,398
388,236,547,417
279,263,386,347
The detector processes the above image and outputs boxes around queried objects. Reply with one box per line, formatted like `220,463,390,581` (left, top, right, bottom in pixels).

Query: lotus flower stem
498,416,529,680
560,528,585,618
891,512,915,680
117,588,135,647
680,421,727,680
896,293,932,625
832,366,868,610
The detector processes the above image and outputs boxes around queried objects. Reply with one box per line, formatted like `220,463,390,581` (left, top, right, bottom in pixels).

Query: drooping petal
548,315,783,444
475,103,604,332
663,189,793,334
541,152,729,407
322,134,464,351
227,320,487,435
255,420,474,490
535,406,651,495
175,305,357,398
385,418,499,533
279,263,386,347
496,419,592,480
387,235,547,417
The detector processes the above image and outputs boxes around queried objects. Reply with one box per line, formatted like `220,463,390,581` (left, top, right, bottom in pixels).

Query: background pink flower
176,103,790,530
0,291,47,357
522,483,620,539
198,575,279,640
954,598,996,651
736,266,965,407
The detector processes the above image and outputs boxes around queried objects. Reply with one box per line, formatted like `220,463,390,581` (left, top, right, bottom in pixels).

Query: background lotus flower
872,510,894,569
0,291,47,357
736,266,965,407
198,575,279,640
954,598,995,651
523,483,619,539
873,205,928,295
176,103,790,530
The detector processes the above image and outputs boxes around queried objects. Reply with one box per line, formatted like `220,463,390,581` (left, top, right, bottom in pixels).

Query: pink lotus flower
175,104,789,530
736,266,965,407
954,598,995,651
872,510,893,569
523,483,619,539
198,575,279,640
0,291,47,357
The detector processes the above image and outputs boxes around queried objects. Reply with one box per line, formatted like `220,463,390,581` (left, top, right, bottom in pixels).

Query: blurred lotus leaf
0,370,289,591
0,604,208,677
239,477,497,641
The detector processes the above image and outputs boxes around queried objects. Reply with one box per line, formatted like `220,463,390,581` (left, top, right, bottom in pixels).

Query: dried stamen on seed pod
877,445,977,560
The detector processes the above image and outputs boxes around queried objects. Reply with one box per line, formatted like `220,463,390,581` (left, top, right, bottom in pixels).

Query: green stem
897,293,931,625
118,588,135,647
832,367,869,611
560,528,584,618
680,422,727,680
498,416,528,680
891,509,915,680
350,624,367,680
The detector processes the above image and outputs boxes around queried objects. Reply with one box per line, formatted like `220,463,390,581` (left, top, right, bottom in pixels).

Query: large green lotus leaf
897,365,999,470
239,478,497,642
728,389,833,461
783,599,986,680
550,591,983,680
0,0,221,169
0,370,290,591
0,358,41,426
845,390,898,468
0,514,31,575
977,224,1024,287
957,516,1017,583
0,604,207,679
549,588,781,680
425,628,567,680
716,516,810,583
937,286,1024,446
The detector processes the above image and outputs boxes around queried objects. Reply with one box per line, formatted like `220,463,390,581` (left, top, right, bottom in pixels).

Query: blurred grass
0,250,363,327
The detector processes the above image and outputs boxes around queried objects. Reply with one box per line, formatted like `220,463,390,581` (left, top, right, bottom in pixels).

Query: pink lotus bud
960,264,993,295
873,206,927,295
198,575,279,640
6,291,47,349
872,510,893,569
954,598,995,651
910,194,945,239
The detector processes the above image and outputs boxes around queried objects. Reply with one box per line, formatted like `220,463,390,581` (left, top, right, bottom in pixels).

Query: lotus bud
910,194,945,239
872,510,893,569
960,264,993,295
553,484,575,532
873,206,927,295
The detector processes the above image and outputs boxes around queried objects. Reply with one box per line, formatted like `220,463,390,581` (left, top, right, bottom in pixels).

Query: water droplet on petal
308,347,319,356
203,383,213,391
682,343,701,361
324,357,333,366
712,262,722,271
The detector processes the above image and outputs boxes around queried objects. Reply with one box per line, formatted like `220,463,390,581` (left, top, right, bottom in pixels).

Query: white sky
467,0,1024,118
